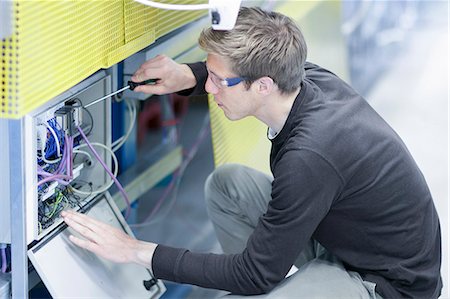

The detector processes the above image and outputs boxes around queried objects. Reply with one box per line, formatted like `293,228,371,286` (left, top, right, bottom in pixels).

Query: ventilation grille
0,0,207,119
208,95,272,173
156,0,206,38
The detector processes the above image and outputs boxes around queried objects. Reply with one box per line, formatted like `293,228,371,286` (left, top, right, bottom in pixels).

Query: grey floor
131,98,225,298
131,3,449,298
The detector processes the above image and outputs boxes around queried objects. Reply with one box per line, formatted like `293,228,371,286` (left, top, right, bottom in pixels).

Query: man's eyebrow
206,64,221,77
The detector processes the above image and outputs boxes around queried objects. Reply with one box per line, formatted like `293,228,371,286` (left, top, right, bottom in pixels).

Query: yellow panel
0,31,18,117
124,0,157,43
1,0,124,119
208,95,271,174
0,0,206,119
108,30,156,66
156,0,206,38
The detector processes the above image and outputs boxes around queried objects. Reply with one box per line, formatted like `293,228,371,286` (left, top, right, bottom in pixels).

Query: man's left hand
61,210,157,268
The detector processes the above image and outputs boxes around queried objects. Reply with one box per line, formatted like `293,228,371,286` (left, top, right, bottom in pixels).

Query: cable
112,99,137,152
54,134,70,175
76,126,131,219
37,135,73,187
83,107,94,136
38,174,71,187
71,142,118,195
73,149,93,165
133,0,210,11
46,191,64,218
75,98,94,136
40,155,61,165
37,122,62,164
130,112,210,228
46,121,61,157
71,98,95,136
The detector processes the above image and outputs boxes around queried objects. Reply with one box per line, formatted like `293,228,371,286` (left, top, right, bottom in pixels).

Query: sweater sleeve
176,62,208,96
152,149,343,295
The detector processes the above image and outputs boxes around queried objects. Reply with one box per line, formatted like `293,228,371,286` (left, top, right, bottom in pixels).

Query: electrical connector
73,106,82,128
54,99,83,136
54,106,72,133
66,98,83,127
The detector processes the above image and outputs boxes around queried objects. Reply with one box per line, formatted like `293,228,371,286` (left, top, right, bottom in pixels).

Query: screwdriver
84,79,158,108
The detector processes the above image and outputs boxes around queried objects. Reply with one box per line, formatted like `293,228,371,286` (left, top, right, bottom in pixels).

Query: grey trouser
204,163,382,299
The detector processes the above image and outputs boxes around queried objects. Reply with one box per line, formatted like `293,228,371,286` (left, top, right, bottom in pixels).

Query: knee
204,163,244,207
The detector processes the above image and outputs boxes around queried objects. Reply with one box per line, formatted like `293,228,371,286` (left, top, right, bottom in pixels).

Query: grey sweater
152,62,442,298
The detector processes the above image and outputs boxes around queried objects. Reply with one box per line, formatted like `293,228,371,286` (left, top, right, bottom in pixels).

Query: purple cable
77,126,131,219
37,170,70,186
138,117,210,225
147,170,178,220
38,135,73,186
54,135,68,174
68,136,73,177
37,174,71,186
1,248,6,273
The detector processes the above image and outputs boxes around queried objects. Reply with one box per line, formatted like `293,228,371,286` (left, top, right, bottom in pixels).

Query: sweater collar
269,81,308,146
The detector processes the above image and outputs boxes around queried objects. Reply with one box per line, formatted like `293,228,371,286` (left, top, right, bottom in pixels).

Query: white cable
37,122,62,160
36,122,62,164
131,113,210,228
112,99,137,152
41,155,61,165
73,149,93,164
71,142,118,196
111,99,133,149
134,0,210,11
111,99,134,151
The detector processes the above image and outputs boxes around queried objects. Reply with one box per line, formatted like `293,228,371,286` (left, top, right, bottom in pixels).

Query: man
62,7,442,298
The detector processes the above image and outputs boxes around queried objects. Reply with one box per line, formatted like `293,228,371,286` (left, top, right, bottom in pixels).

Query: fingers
61,210,115,241
131,55,182,95
139,54,167,70
68,235,114,262
62,211,102,243
132,68,159,83
62,210,109,231
131,55,167,82
133,84,167,95
62,210,128,241
62,210,136,264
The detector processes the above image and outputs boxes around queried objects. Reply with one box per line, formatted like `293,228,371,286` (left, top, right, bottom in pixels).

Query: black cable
83,106,94,136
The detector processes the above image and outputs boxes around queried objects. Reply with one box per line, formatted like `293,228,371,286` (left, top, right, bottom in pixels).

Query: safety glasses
207,69,247,89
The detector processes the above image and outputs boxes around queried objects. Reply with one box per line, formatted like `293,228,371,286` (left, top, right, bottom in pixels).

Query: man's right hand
131,54,197,95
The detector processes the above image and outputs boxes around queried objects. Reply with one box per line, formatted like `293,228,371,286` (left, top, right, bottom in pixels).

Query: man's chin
223,112,244,121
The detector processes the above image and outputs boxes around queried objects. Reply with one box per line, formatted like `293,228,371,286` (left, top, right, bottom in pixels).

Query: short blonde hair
199,7,307,94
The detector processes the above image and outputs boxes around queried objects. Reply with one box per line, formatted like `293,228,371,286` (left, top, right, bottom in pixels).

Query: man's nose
205,76,219,95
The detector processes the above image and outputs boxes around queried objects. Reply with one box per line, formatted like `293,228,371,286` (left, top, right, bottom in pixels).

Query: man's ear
255,77,275,95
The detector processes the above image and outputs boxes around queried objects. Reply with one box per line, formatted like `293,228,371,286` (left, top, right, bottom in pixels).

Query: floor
131,3,448,298
131,98,225,298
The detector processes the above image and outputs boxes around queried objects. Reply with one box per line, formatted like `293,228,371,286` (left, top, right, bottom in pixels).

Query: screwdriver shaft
84,85,130,108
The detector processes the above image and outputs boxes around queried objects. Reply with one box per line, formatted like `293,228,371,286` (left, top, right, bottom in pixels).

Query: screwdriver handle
128,79,158,90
